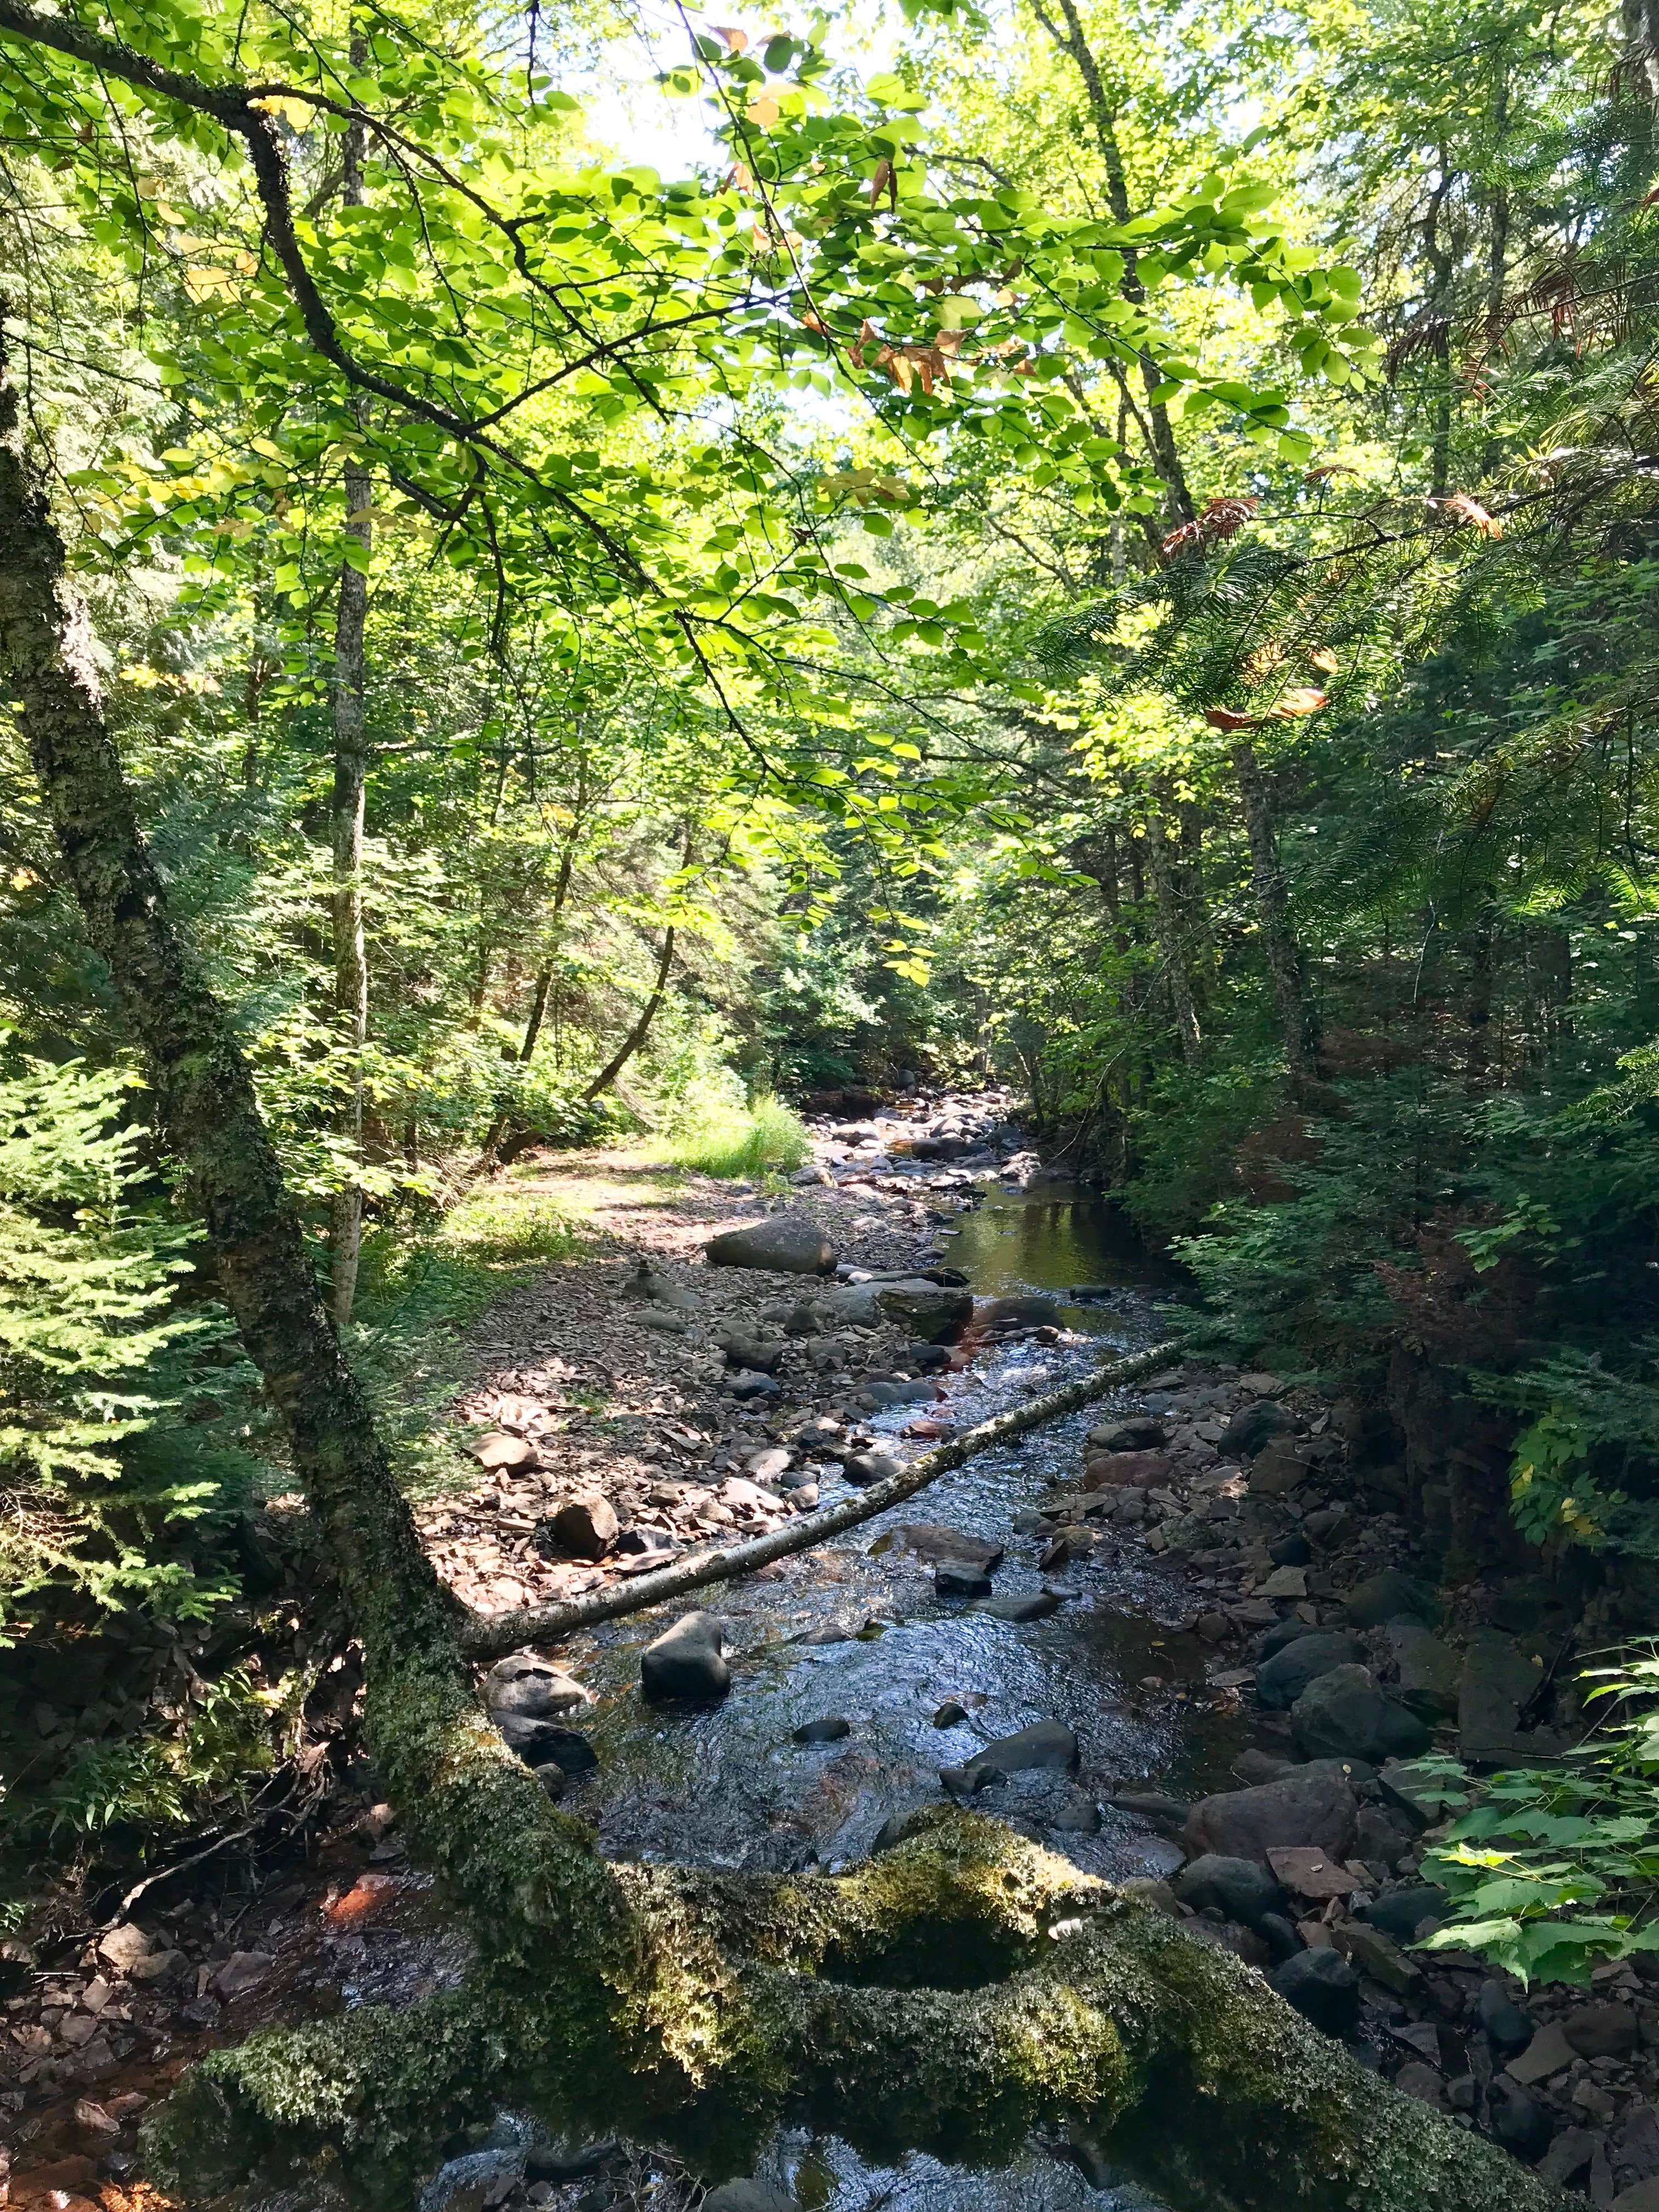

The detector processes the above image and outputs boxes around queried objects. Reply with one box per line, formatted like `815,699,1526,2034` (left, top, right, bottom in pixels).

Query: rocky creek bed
4,1091,1657,2212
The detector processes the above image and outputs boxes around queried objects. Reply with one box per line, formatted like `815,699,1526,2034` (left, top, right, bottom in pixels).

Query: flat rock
1082,1449,1171,1489
972,1591,1063,1622
893,1523,1004,1571
935,1562,993,1599
1508,2020,1575,2084
706,1212,839,1276
1267,1847,1361,1900
1459,1629,1546,1764
1217,1400,1294,1458
1182,1768,1358,1866
471,1432,538,1471
1388,1622,1462,1719
947,1717,1078,1792
641,1612,731,1703
1086,1418,1167,1452
1566,2001,1640,2058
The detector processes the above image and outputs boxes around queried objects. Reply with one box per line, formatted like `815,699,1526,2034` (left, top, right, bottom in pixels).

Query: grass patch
653,1091,811,1181
348,1185,586,1498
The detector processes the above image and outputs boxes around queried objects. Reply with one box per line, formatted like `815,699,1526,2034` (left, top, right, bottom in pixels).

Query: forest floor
5,1096,1658,2212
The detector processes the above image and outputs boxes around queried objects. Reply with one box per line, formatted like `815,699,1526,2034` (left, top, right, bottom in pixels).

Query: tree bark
329,85,372,1329
1,352,1568,2212
1231,738,1321,1089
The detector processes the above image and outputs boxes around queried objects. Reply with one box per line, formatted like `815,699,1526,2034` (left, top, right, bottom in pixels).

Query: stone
1291,1663,1431,1763
1256,1630,1360,1711
419,2148,526,2212
1269,1532,1313,1568
706,1212,839,1274
496,1716,597,1773
727,1370,780,1402
972,1591,1063,1622
1394,2061,1443,2106
874,1279,974,1341
1181,1768,1358,1866
1171,1854,1288,1929
1375,1757,1449,1832
1477,1977,1533,2052
949,1718,1078,1791
1507,2021,1576,2084
1566,2002,1640,2059
1259,1565,1308,1599
1258,1912,1305,1965
894,1523,1003,1571
792,1716,851,1744
1459,1630,1547,1764
1184,1917,1272,1970
721,1336,784,1374
703,2181,798,2212
1352,1807,1412,1872
1537,2128,1598,2187
532,1762,566,1799
538,1493,618,1562
636,1308,687,1335
745,1447,793,1482
470,1431,538,1471
1356,1882,1447,1944
1618,2104,1659,2178
1344,1570,1434,1630
1217,1400,1294,1458
978,1294,1062,1328
844,1450,904,1487
1086,1418,1167,1451
1258,1617,1321,1662
216,1950,272,1999
1614,2186,1659,2212
1336,1922,1421,1995
1487,2077,1554,2160
1249,1441,1319,1497
1387,1622,1462,1719
1272,1948,1361,2036
935,1563,993,1599
933,1699,970,1727
641,1612,731,1702
1083,1449,1171,1489
97,1925,154,1976
483,1654,588,1720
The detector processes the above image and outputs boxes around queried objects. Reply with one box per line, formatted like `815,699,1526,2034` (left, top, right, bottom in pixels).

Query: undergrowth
652,1087,811,1180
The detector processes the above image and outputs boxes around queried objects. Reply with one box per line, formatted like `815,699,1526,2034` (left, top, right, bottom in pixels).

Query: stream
554,1182,1262,2212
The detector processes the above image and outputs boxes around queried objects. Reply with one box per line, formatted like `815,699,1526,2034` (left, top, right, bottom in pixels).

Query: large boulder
706,1212,838,1276
874,1279,975,1342
1181,1767,1359,1866
1291,1664,1432,1763
1256,1631,1361,1712
641,1612,731,1702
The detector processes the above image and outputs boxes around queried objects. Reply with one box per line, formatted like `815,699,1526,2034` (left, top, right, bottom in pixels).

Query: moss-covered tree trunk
1,347,1569,2212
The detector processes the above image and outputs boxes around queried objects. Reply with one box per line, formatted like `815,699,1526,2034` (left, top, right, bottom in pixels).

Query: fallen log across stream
459,1335,1184,1656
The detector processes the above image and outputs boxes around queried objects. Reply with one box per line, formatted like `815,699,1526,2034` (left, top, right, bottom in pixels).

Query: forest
1,0,1658,2202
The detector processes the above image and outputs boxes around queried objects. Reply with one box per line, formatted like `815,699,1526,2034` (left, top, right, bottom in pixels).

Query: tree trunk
1231,738,1321,1088
583,922,675,1102
329,89,372,1329
1144,793,1201,1064
0,346,1569,2212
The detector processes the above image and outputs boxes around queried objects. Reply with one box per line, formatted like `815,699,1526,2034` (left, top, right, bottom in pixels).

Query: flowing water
551,1182,1258,2211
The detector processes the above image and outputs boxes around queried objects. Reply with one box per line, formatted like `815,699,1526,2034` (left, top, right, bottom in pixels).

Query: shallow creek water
552,1185,1261,2212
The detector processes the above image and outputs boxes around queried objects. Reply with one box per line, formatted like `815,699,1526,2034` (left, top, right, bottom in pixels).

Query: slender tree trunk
1465,899,1496,1092
1029,0,1194,525
1231,738,1321,1089
0,354,1576,2212
1144,795,1201,1064
329,86,372,1329
583,924,675,1101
